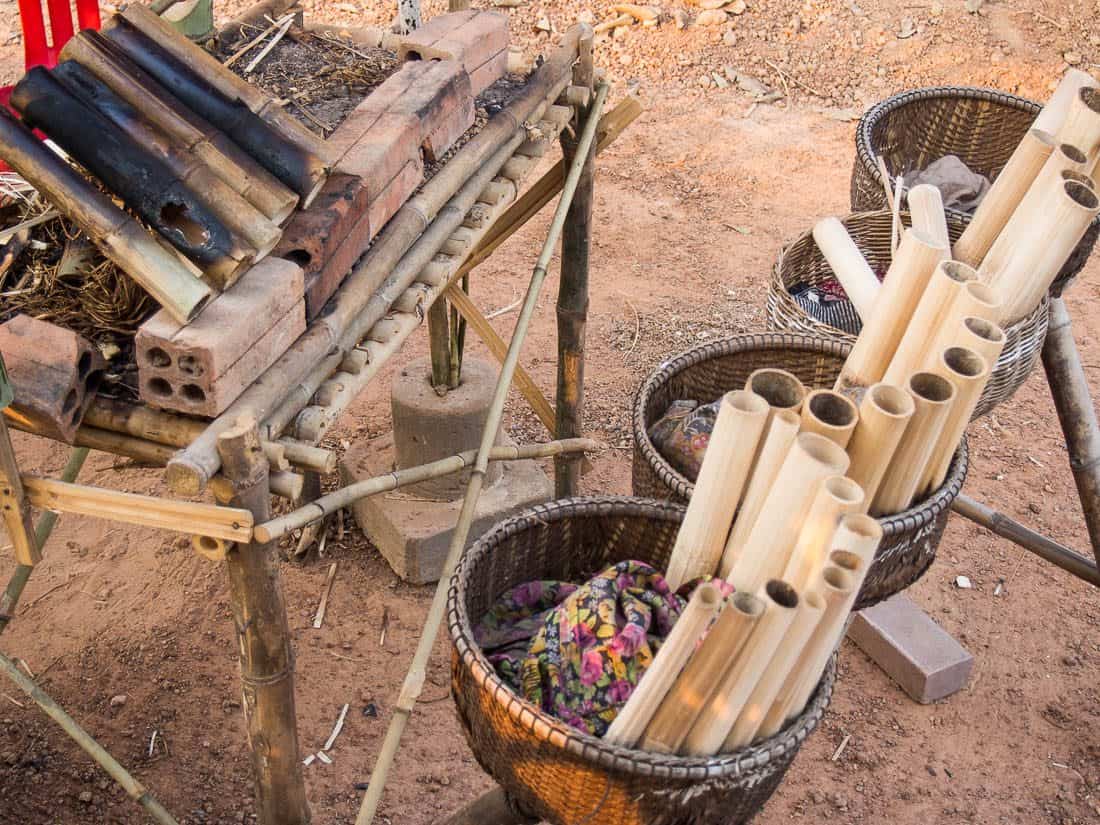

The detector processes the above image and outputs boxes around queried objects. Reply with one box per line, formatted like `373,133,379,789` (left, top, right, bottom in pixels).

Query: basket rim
446,494,836,782
630,332,969,537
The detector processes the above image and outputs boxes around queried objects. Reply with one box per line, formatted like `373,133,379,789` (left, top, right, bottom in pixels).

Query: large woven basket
766,210,1049,419
448,496,836,825
631,333,968,612
850,85,1100,295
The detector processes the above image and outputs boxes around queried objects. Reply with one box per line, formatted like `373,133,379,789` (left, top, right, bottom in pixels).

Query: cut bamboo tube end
922,279,1002,374
800,389,858,447
681,580,799,757
1057,87,1100,158
831,513,884,571
846,382,915,503
640,591,764,754
664,390,770,590
957,316,1007,369
745,368,806,413
906,184,950,252
921,346,991,495
782,475,866,591
1034,69,1100,135
871,371,956,515
812,217,880,321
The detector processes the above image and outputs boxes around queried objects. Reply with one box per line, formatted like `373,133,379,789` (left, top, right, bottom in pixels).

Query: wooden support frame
0,416,40,566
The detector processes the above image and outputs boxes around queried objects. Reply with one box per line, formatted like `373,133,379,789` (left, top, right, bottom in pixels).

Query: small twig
323,703,350,751
831,733,851,761
289,97,334,133
148,729,159,758
22,579,69,611
316,751,333,765
309,30,375,60
244,14,294,74
764,59,821,97
16,659,33,679
224,13,292,67
379,606,389,647
2,692,25,708
485,296,523,319
312,562,338,629
0,210,58,245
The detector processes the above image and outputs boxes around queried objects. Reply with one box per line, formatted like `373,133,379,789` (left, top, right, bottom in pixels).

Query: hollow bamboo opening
868,383,914,418
910,371,956,404
964,316,1006,346
963,282,1000,313
821,564,853,593
766,579,799,609
824,475,864,507
806,391,857,429
1061,169,1096,189
731,590,765,618
1058,143,1089,167
940,260,978,284
829,549,862,572
1067,179,1100,211
942,346,986,379
745,369,805,411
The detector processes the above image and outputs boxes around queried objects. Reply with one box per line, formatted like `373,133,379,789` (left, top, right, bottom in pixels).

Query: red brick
468,49,508,97
368,159,422,238
0,315,105,443
333,111,422,190
398,11,508,88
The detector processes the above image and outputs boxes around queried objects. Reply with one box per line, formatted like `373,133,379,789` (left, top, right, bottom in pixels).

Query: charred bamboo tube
872,372,956,515
906,184,950,252
759,564,853,736
120,3,333,166
167,28,586,496
718,409,801,578
1034,69,1100,134
952,129,1057,267
745,368,806,414
664,391,770,590
105,18,328,205
812,217,879,321
0,108,210,324
782,475,866,590
726,433,851,594
52,60,281,260
883,260,978,386
639,591,764,754
835,228,948,398
920,346,994,495
681,580,799,756
60,31,297,222
1057,88,1100,158
799,389,858,447
845,383,915,503
723,589,825,749
12,68,253,287
604,583,723,747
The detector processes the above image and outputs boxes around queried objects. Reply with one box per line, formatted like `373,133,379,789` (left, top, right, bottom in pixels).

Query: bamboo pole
725,432,850,594
871,372,956,515
812,217,879,322
952,128,1057,267
1057,87,1100,158
745,368,806,414
681,580,799,756
664,390,770,590
956,316,1007,368
835,228,948,398
718,409,800,578
604,582,723,747
919,280,1002,373
354,80,608,825
254,438,599,542
829,515,883,570
782,475,866,590
0,108,210,324
639,591,764,753
1034,69,1100,134
906,184,950,252
216,417,309,825
167,29,585,495
0,414,39,566
61,31,298,223
723,589,824,749
883,260,978,386
799,389,858,447
844,382,914,504
921,345,998,494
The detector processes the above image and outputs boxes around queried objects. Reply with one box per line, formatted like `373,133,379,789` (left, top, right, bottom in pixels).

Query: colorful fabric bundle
647,399,720,482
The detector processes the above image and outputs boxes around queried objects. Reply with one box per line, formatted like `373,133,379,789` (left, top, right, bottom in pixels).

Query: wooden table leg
216,418,310,825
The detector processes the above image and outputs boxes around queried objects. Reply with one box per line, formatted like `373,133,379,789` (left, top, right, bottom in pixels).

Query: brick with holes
397,10,509,95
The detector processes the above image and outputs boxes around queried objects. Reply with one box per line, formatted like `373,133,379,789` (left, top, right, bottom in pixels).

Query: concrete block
468,49,509,98
847,594,974,704
0,315,105,443
398,11,509,94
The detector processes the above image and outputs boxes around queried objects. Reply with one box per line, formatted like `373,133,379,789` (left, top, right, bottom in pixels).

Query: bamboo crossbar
254,438,600,542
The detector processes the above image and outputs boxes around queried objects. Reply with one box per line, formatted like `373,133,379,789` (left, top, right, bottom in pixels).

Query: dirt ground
1,0,1100,823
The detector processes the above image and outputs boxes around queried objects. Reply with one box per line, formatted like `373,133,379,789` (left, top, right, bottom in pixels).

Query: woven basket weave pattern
630,333,968,611
849,85,1099,292
448,496,836,825
766,210,1049,419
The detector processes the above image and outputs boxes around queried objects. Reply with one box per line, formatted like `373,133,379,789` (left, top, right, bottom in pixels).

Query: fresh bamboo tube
718,409,801,578
811,217,880,321
835,228,948,398
952,129,1057,267
723,589,825,749
604,583,723,747
845,383,915,503
906,184,950,253
60,31,298,223
0,108,210,324
799,390,858,447
681,580,799,756
921,346,996,494
744,369,806,414
920,281,1002,373
726,433,851,593
883,260,978,386
830,516,883,570
956,316,1007,370
663,391,770,590
758,564,852,737
871,372,956,515
1057,88,1100,158
639,591,764,754
1034,69,1100,134
782,476,866,590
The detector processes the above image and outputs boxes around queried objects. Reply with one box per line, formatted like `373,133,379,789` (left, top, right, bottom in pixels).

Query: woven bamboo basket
631,333,968,611
448,496,836,825
849,85,1100,295
766,210,1049,419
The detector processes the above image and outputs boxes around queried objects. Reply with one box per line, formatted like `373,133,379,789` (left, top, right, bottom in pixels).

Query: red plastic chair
1,0,101,106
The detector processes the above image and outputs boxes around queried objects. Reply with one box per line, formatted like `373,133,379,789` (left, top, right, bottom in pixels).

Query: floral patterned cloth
648,399,720,482
476,561,729,736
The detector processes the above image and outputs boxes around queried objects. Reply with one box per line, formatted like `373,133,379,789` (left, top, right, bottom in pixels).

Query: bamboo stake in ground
799,389,858,447
604,583,722,747
812,217,880,321
782,475,866,590
0,412,39,567
663,390,769,590
640,591,764,754
845,382,915,503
